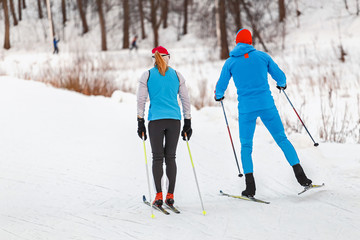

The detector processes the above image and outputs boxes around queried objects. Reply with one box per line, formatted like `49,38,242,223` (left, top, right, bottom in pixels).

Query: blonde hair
154,51,168,76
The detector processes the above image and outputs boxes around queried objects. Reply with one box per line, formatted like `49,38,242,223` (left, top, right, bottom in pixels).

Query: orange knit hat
235,29,252,45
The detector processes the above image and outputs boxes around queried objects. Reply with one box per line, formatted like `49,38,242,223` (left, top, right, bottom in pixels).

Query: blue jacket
147,67,181,121
215,43,286,113
53,39,59,47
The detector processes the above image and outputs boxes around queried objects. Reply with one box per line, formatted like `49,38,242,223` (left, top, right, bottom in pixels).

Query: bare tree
278,0,285,22
239,0,269,52
295,0,301,28
22,0,25,8
61,0,66,26
357,0,359,16
215,0,229,59
37,0,43,19
149,0,162,47
123,0,129,49
77,0,89,34
228,0,242,31
138,0,146,39
96,0,107,51
162,0,168,28
343,0,349,10
3,0,11,49
183,0,188,34
9,0,18,25
18,0,22,21
45,0,55,39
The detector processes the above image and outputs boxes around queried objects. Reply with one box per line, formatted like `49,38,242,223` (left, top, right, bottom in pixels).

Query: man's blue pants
239,106,300,174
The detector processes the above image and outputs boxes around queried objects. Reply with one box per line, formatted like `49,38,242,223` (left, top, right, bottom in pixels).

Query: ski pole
281,89,319,147
142,133,155,218
220,101,243,177
184,133,206,216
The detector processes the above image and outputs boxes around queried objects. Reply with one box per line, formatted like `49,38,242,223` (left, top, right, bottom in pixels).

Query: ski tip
151,214,155,219
219,190,223,194
202,210,207,216
142,195,146,201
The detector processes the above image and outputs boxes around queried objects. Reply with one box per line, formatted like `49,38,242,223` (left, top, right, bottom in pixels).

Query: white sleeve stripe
177,71,191,119
136,71,150,118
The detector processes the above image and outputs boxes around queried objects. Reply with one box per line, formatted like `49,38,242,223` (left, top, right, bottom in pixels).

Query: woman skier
137,46,192,207
214,29,312,197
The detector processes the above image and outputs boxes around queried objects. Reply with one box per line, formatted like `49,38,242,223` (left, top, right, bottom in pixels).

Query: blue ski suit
215,43,300,174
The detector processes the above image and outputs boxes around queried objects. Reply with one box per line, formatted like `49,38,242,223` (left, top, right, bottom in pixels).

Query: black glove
214,96,225,101
276,84,287,92
137,118,147,140
181,119,192,141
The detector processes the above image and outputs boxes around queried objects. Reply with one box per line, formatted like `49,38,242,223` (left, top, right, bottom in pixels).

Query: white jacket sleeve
176,71,191,119
137,71,149,118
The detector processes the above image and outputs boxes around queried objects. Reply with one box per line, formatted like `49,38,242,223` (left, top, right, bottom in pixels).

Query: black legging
148,119,180,194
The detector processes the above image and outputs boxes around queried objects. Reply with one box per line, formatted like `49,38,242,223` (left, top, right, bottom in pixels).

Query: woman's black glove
181,119,192,141
137,118,147,140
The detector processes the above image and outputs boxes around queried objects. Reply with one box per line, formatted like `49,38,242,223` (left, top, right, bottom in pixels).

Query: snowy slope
1,77,359,240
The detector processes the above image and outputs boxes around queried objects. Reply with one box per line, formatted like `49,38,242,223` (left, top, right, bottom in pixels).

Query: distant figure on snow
130,36,138,51
214,28,313,198
137,46,192,208
53,37,60,54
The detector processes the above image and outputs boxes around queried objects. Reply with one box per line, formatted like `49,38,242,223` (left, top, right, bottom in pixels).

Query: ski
165,203,181,214
298,183,325,195
143,195,170,215
219,190,270,204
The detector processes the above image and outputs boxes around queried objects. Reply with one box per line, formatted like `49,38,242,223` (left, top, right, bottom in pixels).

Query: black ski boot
293,164,312,187
165,193,174,206
242,173,256,197
152,192,163,207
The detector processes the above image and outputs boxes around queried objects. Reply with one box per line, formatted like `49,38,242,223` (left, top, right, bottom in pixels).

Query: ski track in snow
1,78,360,240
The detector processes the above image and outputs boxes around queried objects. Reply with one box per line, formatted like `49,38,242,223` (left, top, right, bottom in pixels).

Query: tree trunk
279,0,286,22
77,0,89,34
162,0,168,29
183,0,188,35
61,0,66,26
37,0,43,19
22,0,25,8
239,0,269,52
229,0,242,31
356,0,359,16
18,0,22,21
295,0,301,28
96,0,107,51
123,0,129,49
45,0,54,40
9,0,18,25
216,0,229,59
150,0,161,47
3,0,11,49
138,0,146,39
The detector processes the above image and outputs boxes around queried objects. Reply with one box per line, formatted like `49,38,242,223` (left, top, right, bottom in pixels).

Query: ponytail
154,51,168,76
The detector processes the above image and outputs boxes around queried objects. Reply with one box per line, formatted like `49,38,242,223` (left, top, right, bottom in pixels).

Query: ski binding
220,190,270,204
143,195,170,215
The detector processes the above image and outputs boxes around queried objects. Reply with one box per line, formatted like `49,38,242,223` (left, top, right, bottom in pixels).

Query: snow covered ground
1,77,359,240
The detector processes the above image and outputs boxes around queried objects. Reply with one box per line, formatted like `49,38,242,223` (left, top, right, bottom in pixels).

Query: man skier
53,37,60,54
214,28,312,197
